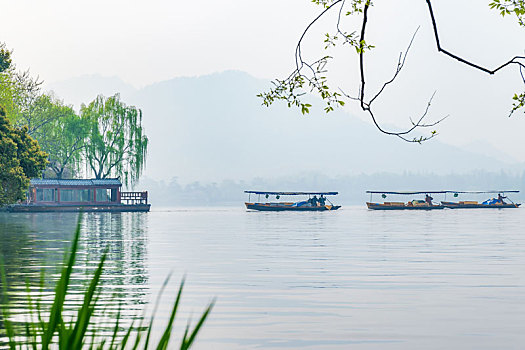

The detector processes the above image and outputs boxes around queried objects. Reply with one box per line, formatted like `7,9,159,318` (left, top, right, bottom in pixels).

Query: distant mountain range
45,70,524,184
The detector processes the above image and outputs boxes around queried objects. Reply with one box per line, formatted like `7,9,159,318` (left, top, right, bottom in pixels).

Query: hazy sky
2,0,525,161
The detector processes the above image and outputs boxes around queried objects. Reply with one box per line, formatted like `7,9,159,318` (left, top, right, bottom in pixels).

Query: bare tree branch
425,0,525,74
259,0,525,142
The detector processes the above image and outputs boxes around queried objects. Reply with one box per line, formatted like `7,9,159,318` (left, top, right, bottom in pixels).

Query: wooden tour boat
245,191,341,212
366,190,521,210
440,190,520,209
366,191,445,210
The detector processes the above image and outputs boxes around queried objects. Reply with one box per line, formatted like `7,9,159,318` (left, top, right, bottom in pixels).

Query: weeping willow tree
81,94,148,185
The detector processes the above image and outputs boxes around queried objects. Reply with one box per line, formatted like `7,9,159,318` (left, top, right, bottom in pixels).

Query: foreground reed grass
0,215,214,349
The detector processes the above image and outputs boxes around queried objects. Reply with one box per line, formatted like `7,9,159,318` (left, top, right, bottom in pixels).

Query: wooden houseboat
8,178,150,212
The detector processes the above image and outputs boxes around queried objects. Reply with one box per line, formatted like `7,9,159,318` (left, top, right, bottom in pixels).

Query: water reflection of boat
245,191,341,211
366,191,445,210
441,190,521,209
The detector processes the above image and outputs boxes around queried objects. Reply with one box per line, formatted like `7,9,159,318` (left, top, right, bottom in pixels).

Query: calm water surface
1,207,524,349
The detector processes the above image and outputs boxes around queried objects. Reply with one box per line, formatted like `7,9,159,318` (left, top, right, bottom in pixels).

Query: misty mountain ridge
45,70,523,184
45,74,137,108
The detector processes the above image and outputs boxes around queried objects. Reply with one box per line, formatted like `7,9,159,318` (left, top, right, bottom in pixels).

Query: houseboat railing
121,191,148,205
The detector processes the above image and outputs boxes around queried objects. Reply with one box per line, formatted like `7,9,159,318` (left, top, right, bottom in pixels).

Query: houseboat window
60,189,93,202
36,188,56,202
96,189,111,202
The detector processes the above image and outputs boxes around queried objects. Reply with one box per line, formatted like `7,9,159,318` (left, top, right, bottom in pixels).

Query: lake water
1,207,524,349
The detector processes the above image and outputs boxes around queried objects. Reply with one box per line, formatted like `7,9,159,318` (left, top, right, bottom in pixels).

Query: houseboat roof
30,178,122,187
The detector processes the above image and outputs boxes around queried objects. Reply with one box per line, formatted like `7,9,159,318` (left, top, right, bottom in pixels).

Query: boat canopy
366,190,519,195
245,191,338,196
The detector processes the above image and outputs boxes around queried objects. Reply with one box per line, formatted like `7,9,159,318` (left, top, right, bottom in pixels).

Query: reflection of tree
0,213,77,286
0,213,78,339
0,214,39,294
0,212,149,340
80,212,149,321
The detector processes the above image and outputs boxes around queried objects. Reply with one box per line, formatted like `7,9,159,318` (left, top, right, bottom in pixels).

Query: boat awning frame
245,191,338,196
366,190,519,195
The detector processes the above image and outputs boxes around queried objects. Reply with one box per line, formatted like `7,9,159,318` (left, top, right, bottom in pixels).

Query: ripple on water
1,207,525,349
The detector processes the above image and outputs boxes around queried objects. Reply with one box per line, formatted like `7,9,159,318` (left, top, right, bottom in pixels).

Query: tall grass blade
67,251,107,349
155,278,184,350
180,300,215,350
109,301,122,349
129,303,150,350
1,211,214,349
0,257,18,350
24,280,38,349
35,269,46,337
42,214,83,348
118,318,135,350
143,272,172,349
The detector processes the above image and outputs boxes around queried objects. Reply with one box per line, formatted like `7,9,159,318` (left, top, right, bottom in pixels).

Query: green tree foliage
0,44,17,120
36,95,90,179
0,43,88,180
11,70,45,135
490,0,525,26
0,43,12,73
81,94,148,185
1,42,149,184
489,1,525,115
0,106,48,205
260,0,525,142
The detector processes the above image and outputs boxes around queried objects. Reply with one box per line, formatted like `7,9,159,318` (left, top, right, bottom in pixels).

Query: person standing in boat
425,194,433,206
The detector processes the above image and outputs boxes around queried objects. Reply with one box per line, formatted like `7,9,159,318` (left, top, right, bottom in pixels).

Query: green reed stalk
0,214,214,349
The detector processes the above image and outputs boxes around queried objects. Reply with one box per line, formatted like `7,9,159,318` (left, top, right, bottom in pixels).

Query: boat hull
441,201,521,209
245,203,340,212
366,202,444,210
7,204,151,213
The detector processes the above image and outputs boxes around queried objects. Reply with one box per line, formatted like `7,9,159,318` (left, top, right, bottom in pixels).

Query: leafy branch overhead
490,0,525,26
258,0,525,143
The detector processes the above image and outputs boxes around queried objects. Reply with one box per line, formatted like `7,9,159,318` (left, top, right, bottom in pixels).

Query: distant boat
366,190,521,210
366,191,445,210
441,190,521,209
245,191,341,211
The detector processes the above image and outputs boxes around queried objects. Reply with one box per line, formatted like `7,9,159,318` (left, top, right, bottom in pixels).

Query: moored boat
245,191,341,212
366,191,446,210
440,190,520,209
7,178,150,213
366,190,521,210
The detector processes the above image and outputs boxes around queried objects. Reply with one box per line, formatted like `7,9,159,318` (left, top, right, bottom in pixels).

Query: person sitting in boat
497,193,507,204
425,194,433,206
319,195,326,206
312,195,319,206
